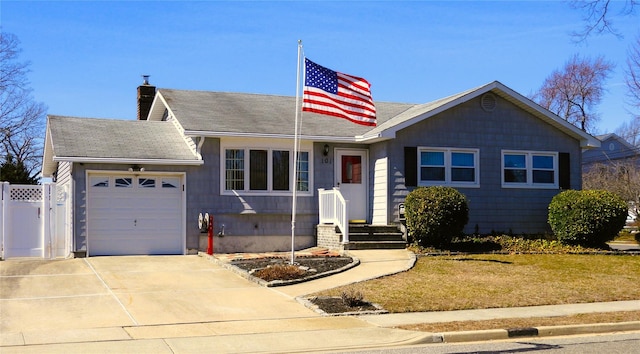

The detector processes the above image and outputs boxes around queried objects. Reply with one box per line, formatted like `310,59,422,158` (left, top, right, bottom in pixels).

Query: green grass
315,254,640,313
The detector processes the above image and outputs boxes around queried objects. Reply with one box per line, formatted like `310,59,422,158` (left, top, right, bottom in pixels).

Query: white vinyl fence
1,182,71,259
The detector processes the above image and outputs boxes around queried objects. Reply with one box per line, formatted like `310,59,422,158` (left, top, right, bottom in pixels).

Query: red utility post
207,214,214,255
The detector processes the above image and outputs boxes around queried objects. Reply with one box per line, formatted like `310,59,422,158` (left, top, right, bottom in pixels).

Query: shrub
253,264,306,281
548,190,628,248
341,290,365,307
405,186,469,247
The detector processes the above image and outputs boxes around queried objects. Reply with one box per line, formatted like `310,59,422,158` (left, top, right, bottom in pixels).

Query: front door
335,149,368,222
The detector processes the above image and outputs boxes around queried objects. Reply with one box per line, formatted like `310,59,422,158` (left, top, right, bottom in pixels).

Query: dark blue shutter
405,147,417,187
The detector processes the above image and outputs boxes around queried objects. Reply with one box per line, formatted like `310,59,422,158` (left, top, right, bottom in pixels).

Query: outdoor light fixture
323,144,330,156
128,165,144,172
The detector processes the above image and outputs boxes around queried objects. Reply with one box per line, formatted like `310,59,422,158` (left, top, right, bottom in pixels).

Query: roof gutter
184,130,359,143
52,156,204,166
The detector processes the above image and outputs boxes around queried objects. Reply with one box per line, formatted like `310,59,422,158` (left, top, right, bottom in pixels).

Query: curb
427,321,640,343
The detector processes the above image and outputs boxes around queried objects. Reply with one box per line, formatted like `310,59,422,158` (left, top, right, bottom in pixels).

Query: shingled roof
42,115,201,175
150,89,415,139
149,83,598,147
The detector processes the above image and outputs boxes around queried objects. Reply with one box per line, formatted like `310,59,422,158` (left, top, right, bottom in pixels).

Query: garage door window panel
162,177,180,188
139,178,156,188
115,177,133,188
91,177,109,187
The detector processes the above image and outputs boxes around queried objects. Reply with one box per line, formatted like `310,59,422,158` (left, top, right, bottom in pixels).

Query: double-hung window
502,150,558,188
223,146,310,195
418,147,479,187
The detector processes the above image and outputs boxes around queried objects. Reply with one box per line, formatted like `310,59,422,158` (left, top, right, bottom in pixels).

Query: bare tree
626,34,640,115
0,32,46,183
570,0,639,41
583,159,640,212
532,54,614,133
612,34,640,146
615,117,640,146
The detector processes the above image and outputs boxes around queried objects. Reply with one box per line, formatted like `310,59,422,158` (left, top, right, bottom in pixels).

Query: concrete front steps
344,224,406,250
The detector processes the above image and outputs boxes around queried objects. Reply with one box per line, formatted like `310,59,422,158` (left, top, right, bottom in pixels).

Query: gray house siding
386,95,582,235
187,139,338,253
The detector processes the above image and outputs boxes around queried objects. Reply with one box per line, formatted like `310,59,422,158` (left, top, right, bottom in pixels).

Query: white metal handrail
318,188,349,243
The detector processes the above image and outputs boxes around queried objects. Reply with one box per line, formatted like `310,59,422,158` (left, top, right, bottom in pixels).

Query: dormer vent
481,93,497,112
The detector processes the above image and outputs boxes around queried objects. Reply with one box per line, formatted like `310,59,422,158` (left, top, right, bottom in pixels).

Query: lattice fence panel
56,184,68,203
10,186,43,202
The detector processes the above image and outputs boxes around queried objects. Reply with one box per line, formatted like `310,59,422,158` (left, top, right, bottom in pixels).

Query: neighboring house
582,133,640,171
582,133,640,227
42,80,599,256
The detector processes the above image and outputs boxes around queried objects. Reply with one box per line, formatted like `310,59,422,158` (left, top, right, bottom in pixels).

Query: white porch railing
318,188,349,243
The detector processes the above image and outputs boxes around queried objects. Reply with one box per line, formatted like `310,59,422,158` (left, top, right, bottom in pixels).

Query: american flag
302,58,376,126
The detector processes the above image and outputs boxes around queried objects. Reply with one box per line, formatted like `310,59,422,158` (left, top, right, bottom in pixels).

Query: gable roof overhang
362,81,601,148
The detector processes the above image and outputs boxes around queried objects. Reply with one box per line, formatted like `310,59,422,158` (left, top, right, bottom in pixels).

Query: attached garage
87,172,185,256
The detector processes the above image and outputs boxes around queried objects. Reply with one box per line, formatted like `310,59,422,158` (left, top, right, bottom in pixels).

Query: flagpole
291,40,303,265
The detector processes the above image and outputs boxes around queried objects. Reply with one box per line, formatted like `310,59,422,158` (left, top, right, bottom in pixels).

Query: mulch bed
307,296,382,314
231,256,354,278
229,255,385,314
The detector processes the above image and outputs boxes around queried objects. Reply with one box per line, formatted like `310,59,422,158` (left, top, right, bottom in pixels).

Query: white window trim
220,139,314,197
417,147,480,188
501,150,559,189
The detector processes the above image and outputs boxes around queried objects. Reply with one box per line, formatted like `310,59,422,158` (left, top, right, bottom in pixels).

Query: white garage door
87,173,184,256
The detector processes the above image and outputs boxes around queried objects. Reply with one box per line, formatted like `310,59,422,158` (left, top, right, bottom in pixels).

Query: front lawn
315,253,640,313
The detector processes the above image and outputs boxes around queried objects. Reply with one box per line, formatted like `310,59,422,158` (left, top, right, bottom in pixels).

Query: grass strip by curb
397,310,640,333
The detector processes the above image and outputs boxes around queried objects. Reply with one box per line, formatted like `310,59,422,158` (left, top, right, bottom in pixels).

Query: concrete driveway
0,255,318,336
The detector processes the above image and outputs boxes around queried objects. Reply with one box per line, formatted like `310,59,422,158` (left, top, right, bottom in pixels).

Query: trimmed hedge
548,190,628,248
405,186,469,247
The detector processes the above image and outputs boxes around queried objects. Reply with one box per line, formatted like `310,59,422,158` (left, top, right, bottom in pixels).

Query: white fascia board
42,124,57,176
52,156,204,165
147,92,176,122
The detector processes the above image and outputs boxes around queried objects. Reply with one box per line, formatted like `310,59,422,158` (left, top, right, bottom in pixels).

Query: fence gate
1,182,69,259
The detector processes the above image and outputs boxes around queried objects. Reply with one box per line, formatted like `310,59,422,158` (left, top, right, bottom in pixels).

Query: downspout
196,137,206,160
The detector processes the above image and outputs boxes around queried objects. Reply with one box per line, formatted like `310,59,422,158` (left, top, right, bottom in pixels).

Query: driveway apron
0,255,316,335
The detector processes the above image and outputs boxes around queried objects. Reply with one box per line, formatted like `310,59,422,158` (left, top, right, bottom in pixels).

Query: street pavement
1,248,639,353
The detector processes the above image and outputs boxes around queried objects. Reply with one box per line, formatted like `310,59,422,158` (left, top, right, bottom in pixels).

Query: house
582,133,640,226
42,80,599,256
582,133,640,170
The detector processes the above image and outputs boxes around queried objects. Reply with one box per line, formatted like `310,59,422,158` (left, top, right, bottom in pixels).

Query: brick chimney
137,75,156,120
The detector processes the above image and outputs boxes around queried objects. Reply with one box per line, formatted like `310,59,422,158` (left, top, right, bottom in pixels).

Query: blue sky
2,1,638,134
